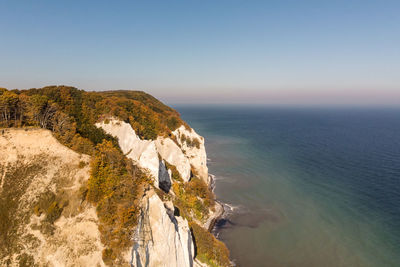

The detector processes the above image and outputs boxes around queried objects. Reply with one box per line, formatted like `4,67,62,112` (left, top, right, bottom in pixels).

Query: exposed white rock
96,119,159,183
97,119,206,184
132,191,194,267
173,125,209,183
155,137,191,182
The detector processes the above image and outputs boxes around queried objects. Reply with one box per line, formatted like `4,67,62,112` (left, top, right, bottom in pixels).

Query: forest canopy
0,86,184,153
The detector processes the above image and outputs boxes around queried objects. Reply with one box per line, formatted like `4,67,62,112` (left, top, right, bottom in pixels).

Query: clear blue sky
1,0,399,105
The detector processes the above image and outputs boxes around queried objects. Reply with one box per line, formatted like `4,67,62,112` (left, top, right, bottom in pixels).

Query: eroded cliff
0,86,230,267
0,129,104,266
97,118,223,266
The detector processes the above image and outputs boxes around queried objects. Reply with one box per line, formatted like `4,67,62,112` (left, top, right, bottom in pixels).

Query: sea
174,105,400,267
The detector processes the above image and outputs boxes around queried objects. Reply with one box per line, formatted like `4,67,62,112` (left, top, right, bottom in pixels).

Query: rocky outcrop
155,137,191,182
96,119,208,185
96,119,218,267
131,191,194,267
172,126,209,183
95,120,159,181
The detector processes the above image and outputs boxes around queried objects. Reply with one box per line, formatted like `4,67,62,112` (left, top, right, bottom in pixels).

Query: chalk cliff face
132,191,194,267
97,118,212,266
172,125,209,184
95,119,160,181
96,118,208,187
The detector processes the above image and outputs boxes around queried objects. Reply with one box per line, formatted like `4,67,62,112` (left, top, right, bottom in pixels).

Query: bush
167,116,180,131
164,161,183,182
45,202,63,224
171,175,214,222
78,161,87,169
191,137,201,149
87,140,151,264
33,191,66,226
191,222,230,267
183,136,201,149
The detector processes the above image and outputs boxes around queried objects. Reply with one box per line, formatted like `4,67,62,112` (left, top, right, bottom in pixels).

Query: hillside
0,86,230,267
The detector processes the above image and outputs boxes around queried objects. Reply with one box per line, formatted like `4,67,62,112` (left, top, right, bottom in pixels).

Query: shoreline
206,174,225,232
207,173,237,267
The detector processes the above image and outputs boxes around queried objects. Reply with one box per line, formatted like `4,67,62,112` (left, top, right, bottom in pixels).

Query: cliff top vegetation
0,86,184,151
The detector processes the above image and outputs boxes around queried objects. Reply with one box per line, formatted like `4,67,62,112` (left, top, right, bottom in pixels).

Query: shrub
45,202,63,224
167,116,180,131
180,134,187,144
87,140,151,264
78,161,87,169
183,136,201,149
191,137,201,149
164,161,183,182
191,222,230,267
171,175,214,222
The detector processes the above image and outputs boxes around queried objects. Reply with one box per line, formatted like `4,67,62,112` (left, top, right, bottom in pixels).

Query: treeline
0,86,184,153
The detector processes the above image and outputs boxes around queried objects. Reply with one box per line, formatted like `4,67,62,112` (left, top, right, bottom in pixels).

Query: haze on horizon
1,0,399,106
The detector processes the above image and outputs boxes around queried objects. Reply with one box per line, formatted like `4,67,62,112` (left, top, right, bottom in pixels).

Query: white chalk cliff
95,120,160,181
96,118,212,267
0,120,215,267
131,191,194,267
172,125,209,184
96,119,208,187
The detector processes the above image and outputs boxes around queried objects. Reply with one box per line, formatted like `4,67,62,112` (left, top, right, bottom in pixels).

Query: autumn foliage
0,86,184,152
191,223,231,267
87,140,152,264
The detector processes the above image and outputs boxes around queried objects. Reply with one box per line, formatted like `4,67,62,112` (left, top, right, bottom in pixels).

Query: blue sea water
175,106,400,267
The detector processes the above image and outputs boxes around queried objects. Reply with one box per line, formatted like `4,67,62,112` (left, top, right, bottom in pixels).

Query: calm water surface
175,106,400,267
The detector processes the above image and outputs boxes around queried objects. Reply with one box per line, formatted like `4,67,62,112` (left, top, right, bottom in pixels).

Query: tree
28,94,58,129
17,94,30,126
0,91,19,126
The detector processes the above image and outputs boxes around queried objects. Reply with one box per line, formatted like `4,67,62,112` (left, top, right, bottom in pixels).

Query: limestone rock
96,119,159,182
131,192,194,267
173,125,209,183
155,137,191,182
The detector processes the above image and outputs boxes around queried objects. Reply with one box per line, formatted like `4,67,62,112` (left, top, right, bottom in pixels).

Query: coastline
205,174,225,232
207,173,237,267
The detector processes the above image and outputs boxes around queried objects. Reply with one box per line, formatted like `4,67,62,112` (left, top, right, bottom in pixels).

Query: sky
0,0,399,105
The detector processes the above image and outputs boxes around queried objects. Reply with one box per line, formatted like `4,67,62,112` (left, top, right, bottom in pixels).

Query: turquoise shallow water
175,106,400,267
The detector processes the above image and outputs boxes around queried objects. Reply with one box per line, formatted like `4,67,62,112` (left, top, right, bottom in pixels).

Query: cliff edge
0,86,230,267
